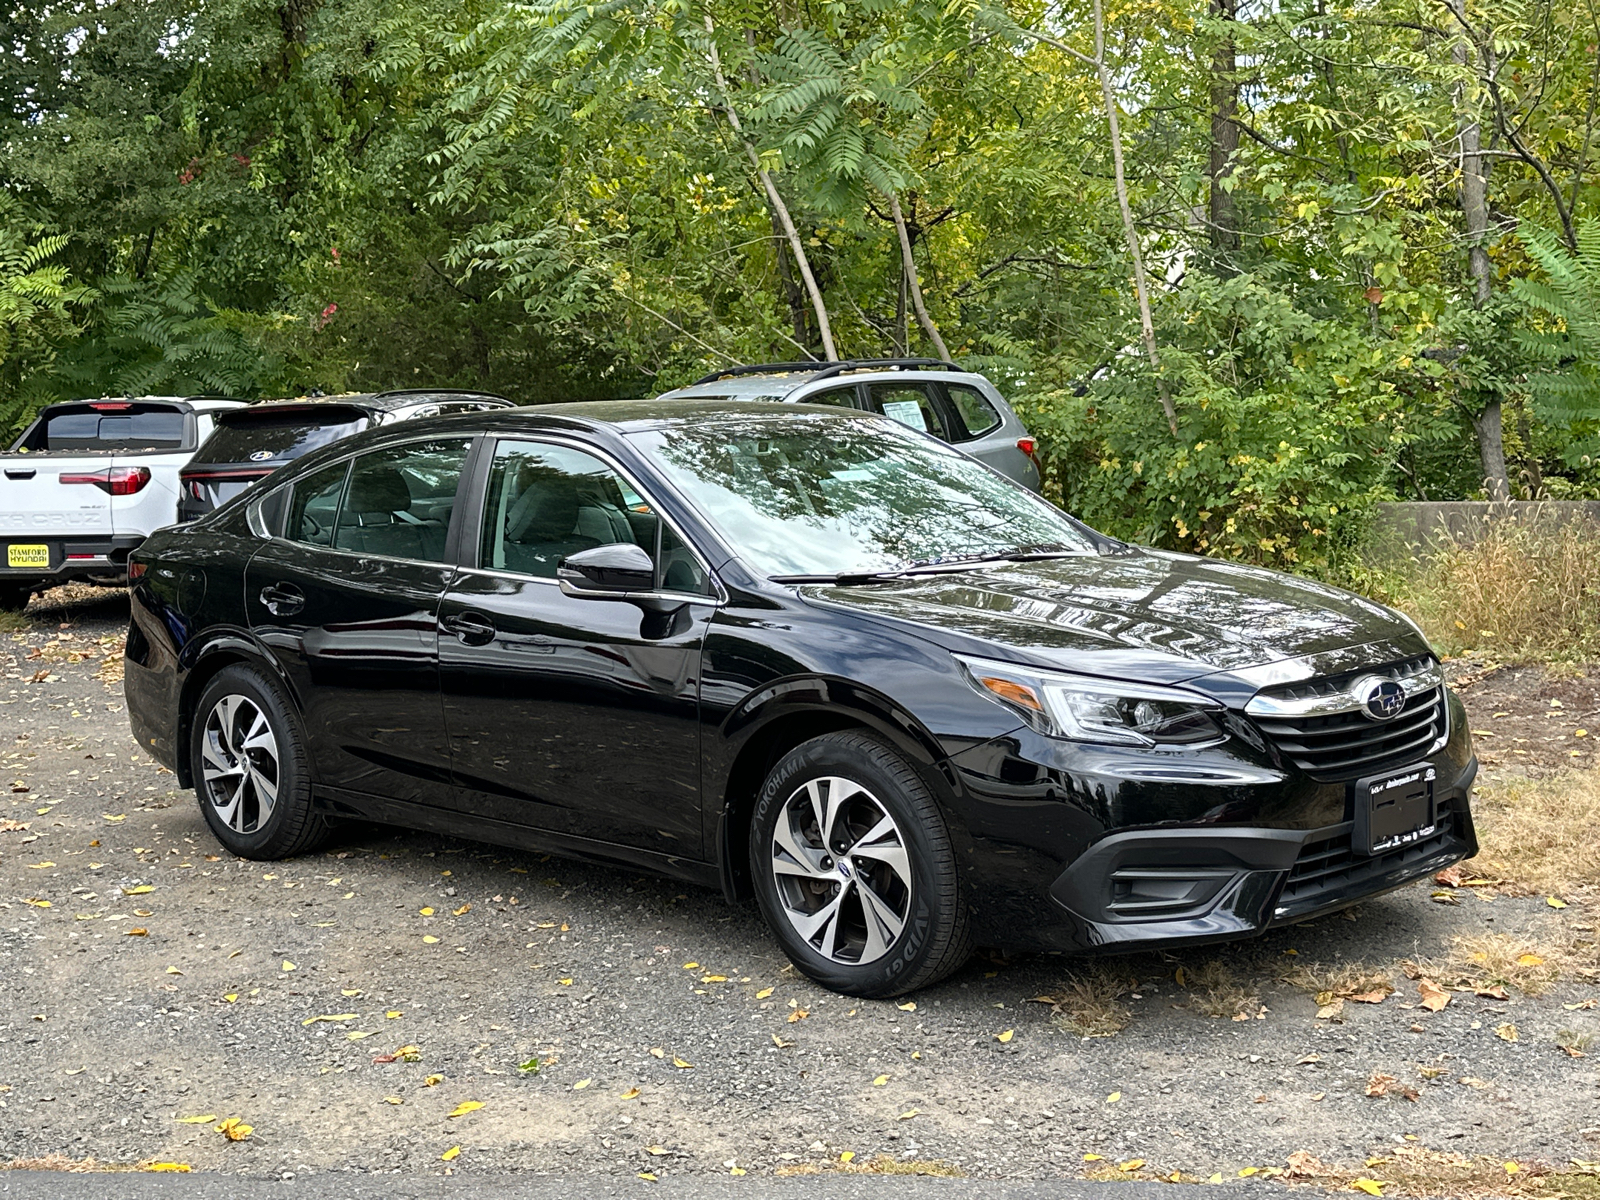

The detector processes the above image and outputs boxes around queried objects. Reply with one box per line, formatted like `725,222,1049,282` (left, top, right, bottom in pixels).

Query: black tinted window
39,406,187,451
945,384,1001,440
332,439,472,563
286,461,349,548
195,408,370,465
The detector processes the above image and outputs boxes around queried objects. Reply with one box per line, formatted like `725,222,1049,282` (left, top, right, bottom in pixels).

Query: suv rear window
14,403,190,453
194,407,370,466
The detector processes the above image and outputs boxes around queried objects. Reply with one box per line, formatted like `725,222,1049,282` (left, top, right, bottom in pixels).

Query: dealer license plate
1354,764,1437,856
6,544,48,569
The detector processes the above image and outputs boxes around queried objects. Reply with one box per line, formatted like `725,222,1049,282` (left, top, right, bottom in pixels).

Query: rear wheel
190,664,328,859
750,731,971,998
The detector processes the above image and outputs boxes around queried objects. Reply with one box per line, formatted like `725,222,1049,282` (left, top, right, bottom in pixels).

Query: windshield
193,407,370,465
630,413,1096,578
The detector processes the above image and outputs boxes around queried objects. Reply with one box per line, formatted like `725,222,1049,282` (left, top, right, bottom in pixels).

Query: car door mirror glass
558,542,655,595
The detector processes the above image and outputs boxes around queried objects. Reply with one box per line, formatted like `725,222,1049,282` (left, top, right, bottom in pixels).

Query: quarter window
285,461,350,548
480,440,711,594
801,387,860,409
330,439,472,563
945,383,1002,440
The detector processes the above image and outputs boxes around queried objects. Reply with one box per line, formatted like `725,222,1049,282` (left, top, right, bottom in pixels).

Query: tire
189,664,329,860
0,584,33,613
750,731,972,998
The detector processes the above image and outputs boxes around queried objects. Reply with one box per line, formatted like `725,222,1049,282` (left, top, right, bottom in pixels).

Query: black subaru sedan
123,401,1477,997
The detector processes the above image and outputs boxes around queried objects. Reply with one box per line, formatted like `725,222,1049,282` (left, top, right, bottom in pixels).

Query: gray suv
653,359,1041,491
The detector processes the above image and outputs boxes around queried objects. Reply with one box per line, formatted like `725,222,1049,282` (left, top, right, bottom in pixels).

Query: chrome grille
1247,657,1447,782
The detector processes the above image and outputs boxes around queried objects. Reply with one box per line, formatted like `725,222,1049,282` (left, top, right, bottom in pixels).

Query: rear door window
943,383,1003,441
195,408,371,465
800,386,861,409
865,383,947,439
331,439,472,564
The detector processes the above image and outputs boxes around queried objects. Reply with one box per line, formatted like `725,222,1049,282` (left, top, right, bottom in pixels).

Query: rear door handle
442,611,496,646
258,582,305,616
4,468,36,480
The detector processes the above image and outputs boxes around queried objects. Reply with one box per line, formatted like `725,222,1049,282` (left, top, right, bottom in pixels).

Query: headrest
347,466,412,514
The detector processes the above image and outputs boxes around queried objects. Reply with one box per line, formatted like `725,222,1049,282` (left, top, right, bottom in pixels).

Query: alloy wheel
769,776,912,965
200,694,280,835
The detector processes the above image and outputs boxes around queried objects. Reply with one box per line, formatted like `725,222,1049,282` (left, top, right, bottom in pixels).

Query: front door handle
442,610,496,646
258,582,305,616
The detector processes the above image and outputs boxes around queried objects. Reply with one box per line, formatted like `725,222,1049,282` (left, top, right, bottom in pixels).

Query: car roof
654,360,987,402
424,397,879,436
222,389,513,419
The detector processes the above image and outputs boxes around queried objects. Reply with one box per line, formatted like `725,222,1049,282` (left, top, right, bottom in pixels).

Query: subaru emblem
1360,678,1407,721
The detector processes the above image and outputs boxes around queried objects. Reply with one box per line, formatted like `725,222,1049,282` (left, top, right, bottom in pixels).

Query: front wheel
189,664,328,859
750,731,971,998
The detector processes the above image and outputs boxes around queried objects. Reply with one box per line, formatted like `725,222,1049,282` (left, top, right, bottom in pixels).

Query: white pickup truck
1,396,245,610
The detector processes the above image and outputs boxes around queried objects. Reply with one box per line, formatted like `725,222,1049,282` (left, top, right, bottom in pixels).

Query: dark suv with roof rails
177,389,513,522
653,358,1041,490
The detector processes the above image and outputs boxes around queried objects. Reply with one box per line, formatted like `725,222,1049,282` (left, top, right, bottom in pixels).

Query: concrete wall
1368,500,1600,559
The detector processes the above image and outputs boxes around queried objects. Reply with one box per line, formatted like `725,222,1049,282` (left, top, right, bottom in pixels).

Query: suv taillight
1016,437,1037,457
184,478,205,500
60,466,152,495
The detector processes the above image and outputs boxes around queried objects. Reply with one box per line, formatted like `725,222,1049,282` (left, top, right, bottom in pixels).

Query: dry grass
1472,768,1600,897
1182,957,1261,1019
1386,523,1600,662
1418,932,1576,996
0,609,29,634
1,1155,131,1172
1282,961,1395,999
774,1157,964,1178
1032,968,1134,1037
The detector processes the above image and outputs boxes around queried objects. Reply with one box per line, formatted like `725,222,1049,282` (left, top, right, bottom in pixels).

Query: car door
245,436,474,806
437,436,717,857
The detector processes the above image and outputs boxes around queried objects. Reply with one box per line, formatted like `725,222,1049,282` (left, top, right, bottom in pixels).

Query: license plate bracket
6,543,49,570
1353,764,1437,856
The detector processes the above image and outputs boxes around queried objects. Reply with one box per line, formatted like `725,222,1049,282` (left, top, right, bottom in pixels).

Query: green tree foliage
2,0,1598,567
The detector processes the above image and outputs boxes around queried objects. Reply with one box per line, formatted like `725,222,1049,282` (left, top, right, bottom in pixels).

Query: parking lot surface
2,590,1596,1182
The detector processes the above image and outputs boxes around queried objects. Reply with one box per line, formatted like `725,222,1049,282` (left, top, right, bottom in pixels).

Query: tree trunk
1090,0,1178,435
767,202,811,351
704,16,838,360
887,192,952,362
1452,32,1509,501
1472,400,1511,504
1208,0,1240,258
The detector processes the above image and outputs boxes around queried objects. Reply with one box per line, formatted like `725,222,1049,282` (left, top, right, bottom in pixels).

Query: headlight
955,655,1227,748
1394,607,1434,649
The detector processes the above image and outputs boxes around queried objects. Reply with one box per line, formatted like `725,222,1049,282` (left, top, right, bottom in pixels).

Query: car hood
800,548,1425,687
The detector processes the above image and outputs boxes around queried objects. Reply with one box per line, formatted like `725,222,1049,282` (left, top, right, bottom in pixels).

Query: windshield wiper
771,546,1087,587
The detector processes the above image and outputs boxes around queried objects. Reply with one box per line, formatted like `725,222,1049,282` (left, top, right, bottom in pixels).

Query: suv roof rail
689,358,960,388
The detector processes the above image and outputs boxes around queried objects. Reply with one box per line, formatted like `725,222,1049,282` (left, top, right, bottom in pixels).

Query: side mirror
557,542,655,599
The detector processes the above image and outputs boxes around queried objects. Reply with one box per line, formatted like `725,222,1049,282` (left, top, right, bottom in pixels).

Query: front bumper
1044,756,1477,952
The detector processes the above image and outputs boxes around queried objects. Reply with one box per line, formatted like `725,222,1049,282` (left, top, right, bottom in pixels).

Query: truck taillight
60,466,152,495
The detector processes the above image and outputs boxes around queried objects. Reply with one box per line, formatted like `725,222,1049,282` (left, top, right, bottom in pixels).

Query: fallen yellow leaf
897,1001,917,1012
122,885,154,895
165,966,182,976
346,1031,373,1040
1084,1154,1104,1162
422,935,440,944
682,962,699,970
701,974,728,983
649,1048,665,1058
996,1029,1014,1043
213,1117,252,1142
453,903,471,916
302,1014,359,1026
573,1079,592,1090
1517,953,1545,967
281,961,296,972
143,1162,191,1173
771,1033,792,1048
1351,1179,1384,1196
840,1151,856,1163
1119,1159,1145,1172
898,1108,919,1120
620,1087,641,1099
1106,1091,1121,1103
1495,1022,1519,1043
176,1114,217,1124
638,1173,657,1182
223,994,237,1003
872,1075,889,1086
419,907,434,916
424,1074,444,1087
126,928,148,937
787,1008,808,1023
672,1057,693,1069
27,861,55,869
24,899,50,908
646,1145,668,1156
386,1010,402,1019
446,1101,484,1118
1548,896,1569,909
440,1146,460,1162
383,1096,403,1105
755,986,775,999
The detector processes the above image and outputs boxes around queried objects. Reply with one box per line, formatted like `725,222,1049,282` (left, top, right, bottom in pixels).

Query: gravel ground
2,588,1597,1183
